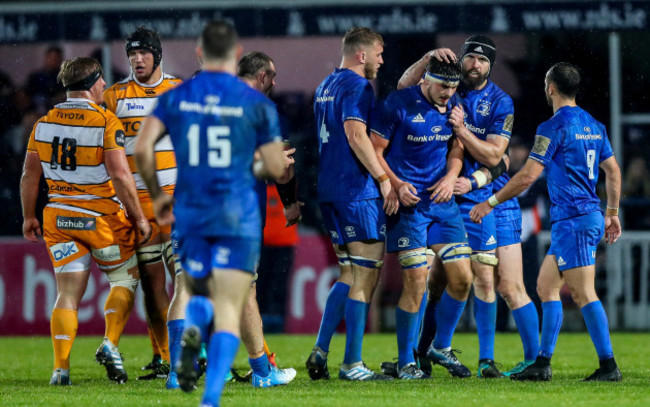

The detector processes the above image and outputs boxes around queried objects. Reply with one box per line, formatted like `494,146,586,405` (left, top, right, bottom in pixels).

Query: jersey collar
131,71,165,88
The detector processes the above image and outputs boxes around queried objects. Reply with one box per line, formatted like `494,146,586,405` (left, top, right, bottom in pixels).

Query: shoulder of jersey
487,81,513,104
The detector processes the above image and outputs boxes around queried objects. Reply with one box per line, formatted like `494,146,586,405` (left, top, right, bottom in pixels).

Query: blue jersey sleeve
528,123,559,167
341,82,373,124
256,99,282,147
599,129,614,162
370,95,400,140
487,96,514,139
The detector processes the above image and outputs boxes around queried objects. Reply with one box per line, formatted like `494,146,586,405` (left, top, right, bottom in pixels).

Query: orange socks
51,308,78,370
150,305,170,362
104,286,135,346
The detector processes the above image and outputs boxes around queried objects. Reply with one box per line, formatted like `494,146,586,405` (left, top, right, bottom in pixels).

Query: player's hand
22,217,42,243
282,148,296,169
384,187,399,216
398,182,420,207
470,201,493,223
604,215,622,244
428,175,455,203
136,219,152,245
428,48,458,63
153,193,175,227
284,201,304,227
379,179,397,215
449,105,466,133
454,177,472,195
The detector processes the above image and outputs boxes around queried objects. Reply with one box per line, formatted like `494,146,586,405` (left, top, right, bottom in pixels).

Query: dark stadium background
1,0,649,336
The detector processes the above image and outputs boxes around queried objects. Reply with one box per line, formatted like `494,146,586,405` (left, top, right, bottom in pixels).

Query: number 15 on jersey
186,124,231,167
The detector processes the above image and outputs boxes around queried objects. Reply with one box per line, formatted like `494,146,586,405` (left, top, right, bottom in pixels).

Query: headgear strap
65,68,102,91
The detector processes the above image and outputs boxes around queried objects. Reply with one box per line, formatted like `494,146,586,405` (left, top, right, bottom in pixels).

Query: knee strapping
398,249,428,270
349,255,383,269
336,253,351,266
426,248,436,258
161,240,173,265
136,244,163,265
105,255,139,292
470,251,499,266
439,243,472,264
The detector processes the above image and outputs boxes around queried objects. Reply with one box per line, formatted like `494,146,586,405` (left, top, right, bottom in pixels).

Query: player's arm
345,119,393,203
449,104,509,167
274,146,303,227
469,157,544,223
428,137,464,202
370,132,401,214
600,155,622,244
256,141,285,180
397,48,458,90
20,151,43,242
454,153,510,195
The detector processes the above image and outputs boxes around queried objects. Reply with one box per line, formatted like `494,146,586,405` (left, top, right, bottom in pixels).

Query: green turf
0,333,648,406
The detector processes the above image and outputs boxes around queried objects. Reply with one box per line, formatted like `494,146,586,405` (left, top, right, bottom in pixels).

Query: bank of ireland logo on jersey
398,237,410,248
431,125,442,133
345,226,356,238
50,241,79,262
584,126,591,133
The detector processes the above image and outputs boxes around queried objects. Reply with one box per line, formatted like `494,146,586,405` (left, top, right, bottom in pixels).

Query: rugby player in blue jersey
134,21,286,406
370,57,473,380
471,62,622,382
306,27,394,382
397,36,539,378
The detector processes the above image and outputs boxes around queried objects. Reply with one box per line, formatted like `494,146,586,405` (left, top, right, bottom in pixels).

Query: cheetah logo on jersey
145,89,156,96
115,130,125,147
477,103,490,117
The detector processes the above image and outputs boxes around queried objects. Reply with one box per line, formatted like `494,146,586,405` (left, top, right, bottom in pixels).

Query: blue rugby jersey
314,68,380,203
371,85,455,197
528,105,613,223
457,80,514,203
151,71,281,238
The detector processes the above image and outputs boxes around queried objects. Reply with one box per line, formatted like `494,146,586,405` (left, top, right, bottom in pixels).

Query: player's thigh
496,243,524,285
537,255,564,302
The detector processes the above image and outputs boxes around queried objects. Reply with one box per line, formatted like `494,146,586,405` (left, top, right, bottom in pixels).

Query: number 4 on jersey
319,119,330,144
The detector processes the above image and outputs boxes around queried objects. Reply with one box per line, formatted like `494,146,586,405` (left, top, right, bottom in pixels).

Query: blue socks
396,307,418,368
249,353,271,377
539,301,563,359
433,290,467,350
581,301,614,360
167,319,184,369
342,298,368,365
512,302,540,361
474,296,496,361
185,295,214,342
315,282,350,352
413,291,427,352
202,331,239,406
417,298,437,356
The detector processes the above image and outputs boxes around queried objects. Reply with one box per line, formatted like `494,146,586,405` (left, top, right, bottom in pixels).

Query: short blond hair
57,57,102,87
342,27,384,56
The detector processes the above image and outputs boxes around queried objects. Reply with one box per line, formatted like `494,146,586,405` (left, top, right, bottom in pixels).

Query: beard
461,69,489,90
364,63,378,80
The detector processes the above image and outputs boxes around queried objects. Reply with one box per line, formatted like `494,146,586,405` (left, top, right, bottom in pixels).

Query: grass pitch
0,333,648,406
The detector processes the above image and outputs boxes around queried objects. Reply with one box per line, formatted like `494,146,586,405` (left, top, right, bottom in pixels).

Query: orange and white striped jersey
26,98,126,216
103,72,181,195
